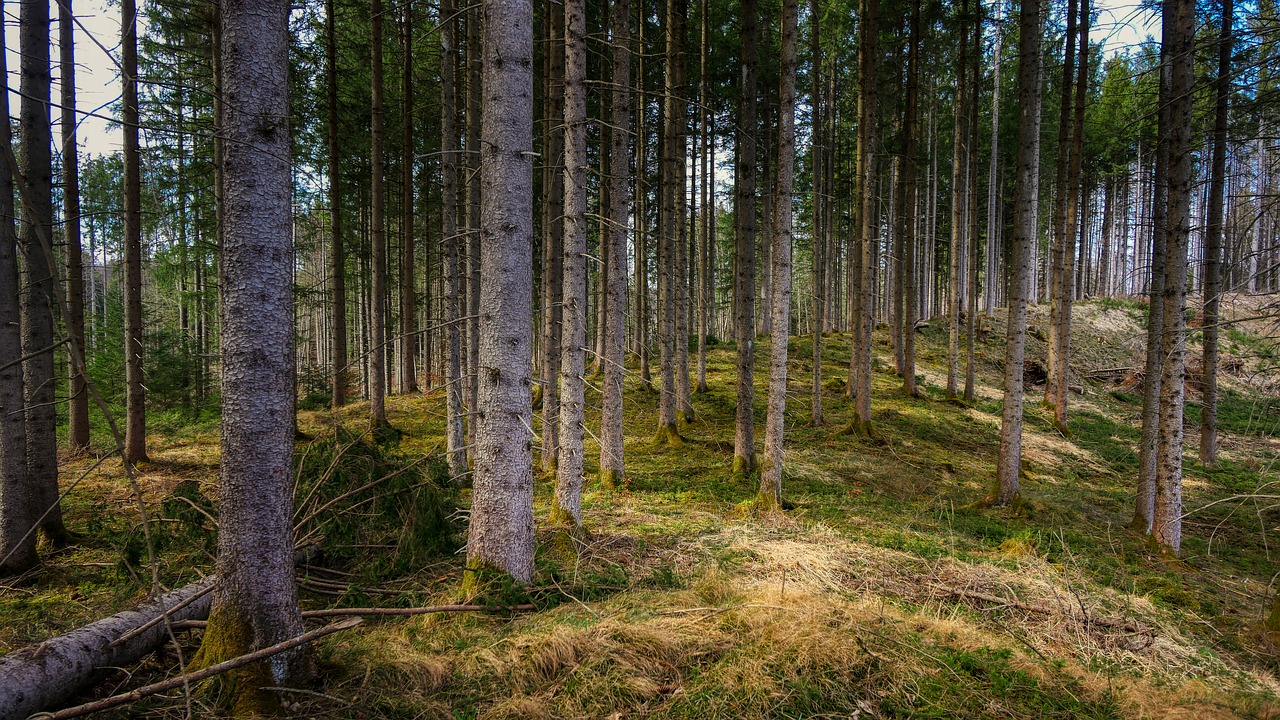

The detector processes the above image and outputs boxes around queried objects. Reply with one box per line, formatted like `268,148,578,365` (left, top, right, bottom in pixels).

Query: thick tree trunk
400,2,418,395
121,0,147,465
328,0,348,408
554,0,589,526
1153,0,1194,555
62,0,89,455
193,1,310,710
989,0,1043,507
0,4,34,573
599,0,631,489
441,0,467,481
1201,0,1233,468
464,0,536,589
21,0,69,540
732,0,759,475
760,0,798,510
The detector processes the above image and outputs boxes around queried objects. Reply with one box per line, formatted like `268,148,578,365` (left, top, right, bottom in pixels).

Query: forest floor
4,294,1280,719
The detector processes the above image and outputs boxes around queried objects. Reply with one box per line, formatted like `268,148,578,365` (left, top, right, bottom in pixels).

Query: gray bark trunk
62,0,89,454
732,0,758,474
441,0,467,481
369,0,389,427
328,0,347,408
540,3,565,474
197,0,310,704
899,0,920,397
809,0,824,426
1201,0,1233,467
465,0,536,587
947,2,969,401
852,0,878,427
122,0,147,465
400,3,418,395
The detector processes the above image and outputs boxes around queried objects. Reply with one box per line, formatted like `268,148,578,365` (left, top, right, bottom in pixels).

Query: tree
760,0,798,510
899,0,921,397
62,0,89,455
1153,0,1195,555
987,0,1044,507
1201,0,1234,467
328,0,347,409
947,0,970,402
599,0,632,490
540,2,565,474
809,0,824,426
654,0,686,446
554,0,589,527
464,0,536,589
21,0,69,540
191,0,310,709
0,0,33,573
399,0,418,395
122,0,148,464
369,0,390,429
732,0,759,475
441,0,467,481
851,0,879,431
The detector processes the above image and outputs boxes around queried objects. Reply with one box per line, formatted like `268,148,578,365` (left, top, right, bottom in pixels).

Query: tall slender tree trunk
0,1,34,573
192,1,310,708
328,0,347,408
985,10,1002,317
988,0,1043,507
369,0,390,427
760,0,798,509
61,0,89,454
900,0,921,397
554,0,589,526
400,1,418,394
947,0,970,402
464,0,536,590
466,2,483,459
695,0,710,394
1201,0,1233,468
541,4,565,473
655,0,685,445
852,0,878,430
122,0,147,464
600,0,631,489
1153,0,1194,555
809,0,825,426
964,9,981,403
441,0,466,481
732,0,759,475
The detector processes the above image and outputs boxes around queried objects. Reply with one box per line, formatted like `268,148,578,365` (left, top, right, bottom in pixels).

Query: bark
947,1,970,401
732,0,759,474
964,10,981,403
1154,0,1194,555
194,0,310,708
122,0,147,464
760,0,798,509
466,2,483,460
990,0,1043,507
554,0,589,526
655,0,685,444
441,0,467,481
0,3,34,574
0,578,215,719
465,0,536,589
1201,0,1233,468
399,1,418,395
369,0,390,427
328,0,347,408
541,3,565,474
696,0,710,394
852,0,878,428
62,0,89,454
1046,0,1078,416
599,0,632,490
985,11,1002,318
21,0,69,538
809,0,824,426
635,12,651,391
900,0,921,397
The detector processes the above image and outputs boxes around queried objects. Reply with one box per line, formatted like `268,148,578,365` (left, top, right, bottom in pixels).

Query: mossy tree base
188,607,284,717
598,467,624,490
652,424,684,447
834,419,881,442
731,454,756,478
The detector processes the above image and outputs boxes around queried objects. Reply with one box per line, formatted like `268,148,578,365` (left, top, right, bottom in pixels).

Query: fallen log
0,577,214,720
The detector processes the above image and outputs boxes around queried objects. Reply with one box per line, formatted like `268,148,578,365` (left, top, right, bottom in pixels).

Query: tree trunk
654,0,685,445
599,0,631,489
852,0,878,429
732,0,759,475
61,0,88,454
541,3,565,474
964,9,981,403
466,2,483,460
464,0,536,589
441,0,467,481
328,0,347,408
193,0,310,709
809,0,824,426
985,10,1002,318
947,0,970,402
399,1,418,395
20,0,69,541
696,0,710,394
989,0,1043,507
0,0,34,574
122,0,148,465
1045,0,1078,417
554,0,589,526
899,0,920,397
1201,0,1233,467
760,0,798,509
1153,0,1195,555
369,0,391,427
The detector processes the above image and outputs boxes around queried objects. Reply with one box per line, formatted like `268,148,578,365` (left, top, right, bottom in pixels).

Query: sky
6,0,1161,161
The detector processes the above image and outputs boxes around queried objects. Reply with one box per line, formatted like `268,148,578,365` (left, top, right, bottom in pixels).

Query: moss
547,500,582,529
651,423,684,447
598,467,623,490
731,453,756,478
188,606,283,717
461,560,532,606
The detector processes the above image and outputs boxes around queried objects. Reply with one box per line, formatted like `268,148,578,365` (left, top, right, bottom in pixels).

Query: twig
35,619,363,719
300,603,535,619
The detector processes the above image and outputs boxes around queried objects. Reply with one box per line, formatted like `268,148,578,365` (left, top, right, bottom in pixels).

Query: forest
1,0,1279,715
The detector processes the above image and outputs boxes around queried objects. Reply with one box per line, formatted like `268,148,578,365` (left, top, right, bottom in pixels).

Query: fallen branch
936,585,1150,634
34,618,363,720
301,603,535,619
